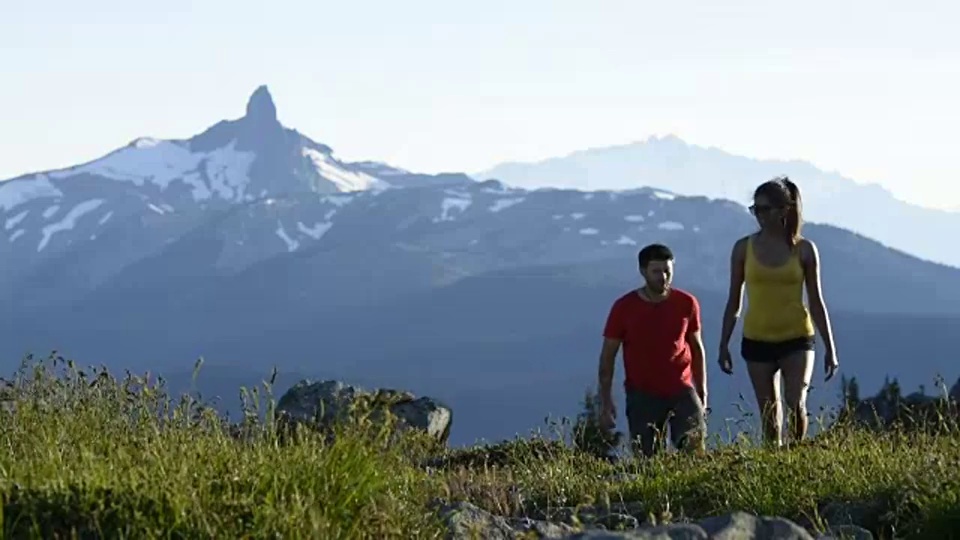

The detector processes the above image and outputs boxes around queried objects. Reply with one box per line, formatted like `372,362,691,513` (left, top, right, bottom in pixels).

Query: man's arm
598,337,621,406
687,329,707,406
599,300,624,407
686,296,707,407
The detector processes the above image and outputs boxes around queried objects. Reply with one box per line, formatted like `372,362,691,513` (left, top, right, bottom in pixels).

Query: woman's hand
824,349,839,381
718,347,734,375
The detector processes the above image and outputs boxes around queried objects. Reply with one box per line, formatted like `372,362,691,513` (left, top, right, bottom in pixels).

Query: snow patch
616,235,637,245
45,139,255,203
570,212,586,220
37,199,104,252
658,221,684,231
488,197,524,213
647,210,655,217
583,193,594,200
434,196,472,222
324,209,337,220
133,137,162,149
552,214,563,220
298,221,333,240
148,204,166,215
9,229,24,242
275,222,299,252
43,205,60,219
693,226,701,232
98,211,113,225
481,184,512,195
652,190,676,201
624,215,645,222
206,141,257,201
579,228,599,235
5,210,28,230
324,194,354,207
0,175,63,211
303,148,389,192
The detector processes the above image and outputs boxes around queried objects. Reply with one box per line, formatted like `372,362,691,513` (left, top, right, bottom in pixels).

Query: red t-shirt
602,288,701,398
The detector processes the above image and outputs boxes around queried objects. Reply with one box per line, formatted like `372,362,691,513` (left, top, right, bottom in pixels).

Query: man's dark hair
637,243,674,269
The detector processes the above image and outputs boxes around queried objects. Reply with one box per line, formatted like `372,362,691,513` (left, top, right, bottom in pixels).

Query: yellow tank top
742,236,815,342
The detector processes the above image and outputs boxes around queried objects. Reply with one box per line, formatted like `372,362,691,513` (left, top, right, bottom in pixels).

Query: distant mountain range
476,137,960,268
1,86,958,446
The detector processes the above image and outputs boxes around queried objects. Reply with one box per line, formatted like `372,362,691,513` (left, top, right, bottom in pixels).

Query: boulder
274,379,452,444
697,511,814,540
436,502,827,540
437,501,576,539
565,525,707,539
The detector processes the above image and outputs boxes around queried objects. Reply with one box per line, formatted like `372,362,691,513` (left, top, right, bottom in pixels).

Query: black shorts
741,336,815,363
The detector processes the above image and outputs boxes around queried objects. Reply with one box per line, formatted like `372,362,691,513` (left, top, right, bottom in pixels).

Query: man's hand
718,347,734,375
599,397,617,430
824,349,839,381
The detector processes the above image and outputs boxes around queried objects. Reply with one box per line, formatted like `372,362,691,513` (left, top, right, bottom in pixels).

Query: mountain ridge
475,134,960,267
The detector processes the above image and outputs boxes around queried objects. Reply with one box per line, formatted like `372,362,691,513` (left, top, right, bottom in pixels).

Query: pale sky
2,0,959,209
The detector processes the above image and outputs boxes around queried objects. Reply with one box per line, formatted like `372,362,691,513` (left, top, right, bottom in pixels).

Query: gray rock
816,500,881,531
510,516,578,538
274,379,452,443
564,524,708,539
439,501,577,539
698,511,814,540
439,501,515,539
596,513,640,531
817,524,874,540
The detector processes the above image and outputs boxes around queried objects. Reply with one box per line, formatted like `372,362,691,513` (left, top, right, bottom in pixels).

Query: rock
564,524,708,539
435,503,840,540
698,511,814,539
817,524,874,540
596,513,640,531
510,517,578,538
816,500,883,532
438,501,575,539
439,501,515,539
274,379,452,444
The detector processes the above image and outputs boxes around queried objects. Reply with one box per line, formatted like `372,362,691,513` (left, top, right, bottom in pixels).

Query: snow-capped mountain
0,86,470,304
3,85,960,446
475,136,960,268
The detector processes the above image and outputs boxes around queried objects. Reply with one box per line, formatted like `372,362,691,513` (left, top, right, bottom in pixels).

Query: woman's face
750,194,786,229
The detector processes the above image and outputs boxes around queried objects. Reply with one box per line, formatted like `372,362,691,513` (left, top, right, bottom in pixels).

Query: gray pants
625,386,706,457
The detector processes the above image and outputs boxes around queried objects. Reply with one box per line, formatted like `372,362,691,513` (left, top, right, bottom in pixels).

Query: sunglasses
749,204,781,215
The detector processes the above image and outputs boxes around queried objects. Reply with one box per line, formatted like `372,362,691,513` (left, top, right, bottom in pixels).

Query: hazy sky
2,0,958,209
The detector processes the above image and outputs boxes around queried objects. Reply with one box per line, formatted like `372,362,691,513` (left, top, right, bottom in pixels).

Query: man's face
641,259,673,292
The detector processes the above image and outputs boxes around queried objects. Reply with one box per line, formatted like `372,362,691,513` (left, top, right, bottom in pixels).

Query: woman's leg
779,349,816,444
745,360,783,446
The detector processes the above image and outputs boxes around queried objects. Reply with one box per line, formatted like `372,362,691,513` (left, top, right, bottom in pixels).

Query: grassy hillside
1,356,958,539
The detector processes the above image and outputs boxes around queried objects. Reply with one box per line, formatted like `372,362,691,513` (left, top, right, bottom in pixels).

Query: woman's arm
719,237,747,352
801,239,837,356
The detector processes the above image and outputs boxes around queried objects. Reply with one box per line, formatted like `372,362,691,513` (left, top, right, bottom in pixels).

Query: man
597,243,707,457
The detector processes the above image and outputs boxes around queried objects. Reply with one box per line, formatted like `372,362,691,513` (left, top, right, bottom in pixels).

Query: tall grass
0,353,958,539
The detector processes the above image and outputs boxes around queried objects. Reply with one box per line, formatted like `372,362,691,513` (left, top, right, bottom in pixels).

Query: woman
717,176,839,447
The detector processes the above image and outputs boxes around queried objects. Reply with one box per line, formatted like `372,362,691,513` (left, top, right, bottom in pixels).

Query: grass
0,354,959,539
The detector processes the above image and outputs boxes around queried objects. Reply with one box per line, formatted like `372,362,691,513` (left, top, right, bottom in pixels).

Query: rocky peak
244,85,279,126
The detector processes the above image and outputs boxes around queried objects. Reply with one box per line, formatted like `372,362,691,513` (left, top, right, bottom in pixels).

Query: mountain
2,87,960,446
474,136,960,268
